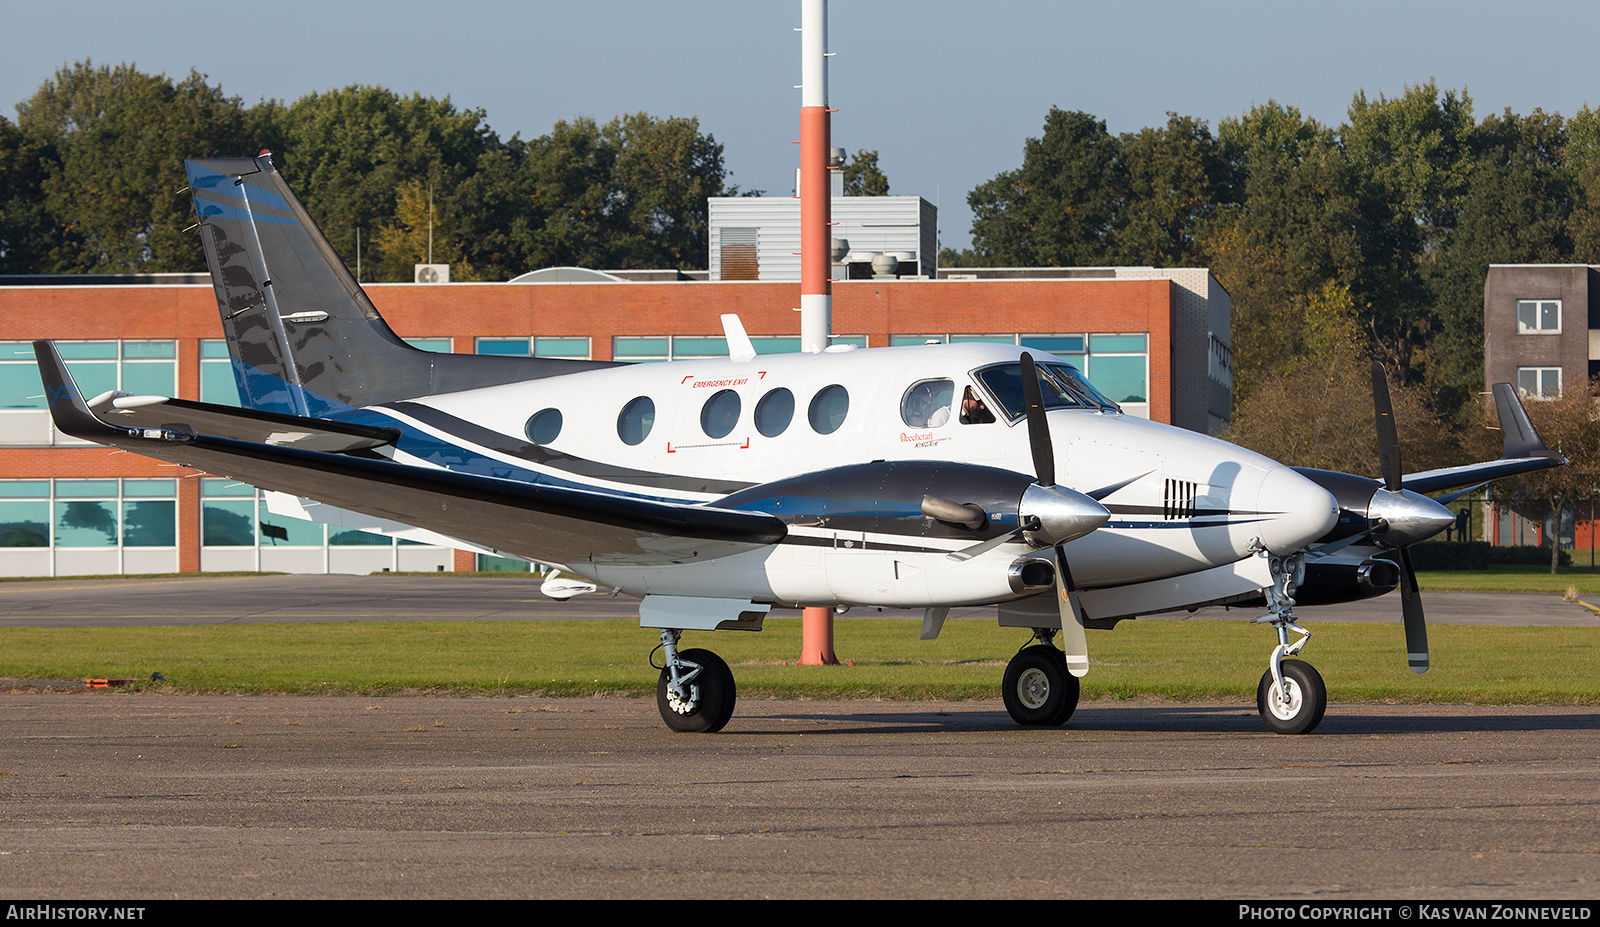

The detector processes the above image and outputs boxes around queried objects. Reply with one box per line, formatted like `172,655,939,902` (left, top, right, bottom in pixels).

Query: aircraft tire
1256,659,1327,735
657,648,737,733
1002,645,1079,726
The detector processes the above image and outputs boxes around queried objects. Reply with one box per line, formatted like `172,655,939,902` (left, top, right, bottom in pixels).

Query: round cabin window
754,388,794,437
524,408,562,445
617,396,656,446
808,385,849,435
700,389,741,439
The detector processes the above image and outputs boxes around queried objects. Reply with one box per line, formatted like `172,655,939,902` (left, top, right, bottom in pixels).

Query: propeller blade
1436,482,1487,506
1020,352,1055,487
1397,546,1429,674
944,524,1025,562
1054,543,1089,677
1372,362,1402,492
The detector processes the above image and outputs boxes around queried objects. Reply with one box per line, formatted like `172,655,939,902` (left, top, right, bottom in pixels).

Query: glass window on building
1518,367,1562,399
53,480,119,547
0,481,51,548
1516,299,1560,334
0,342,47,410
201,480,257,546
200,340,243,407
613,337,670,363
405,337,454,352
476,338,531,355
257,498,324,546
121,479,177,547
672,336,729,359
534,337,590,359
1085,334,1148,405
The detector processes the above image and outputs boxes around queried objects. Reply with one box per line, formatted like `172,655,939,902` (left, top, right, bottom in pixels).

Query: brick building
0,267,1231,576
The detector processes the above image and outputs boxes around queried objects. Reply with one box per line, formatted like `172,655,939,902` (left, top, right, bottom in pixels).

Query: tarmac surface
1,575,1598,899
1,572,1597,627
2,694,1598,899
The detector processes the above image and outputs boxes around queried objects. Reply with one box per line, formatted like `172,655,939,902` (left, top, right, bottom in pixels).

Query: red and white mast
798,0,839,666
798,0,831,355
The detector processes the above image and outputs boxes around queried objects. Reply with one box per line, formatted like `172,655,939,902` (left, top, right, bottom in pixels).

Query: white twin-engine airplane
34,153,1563,735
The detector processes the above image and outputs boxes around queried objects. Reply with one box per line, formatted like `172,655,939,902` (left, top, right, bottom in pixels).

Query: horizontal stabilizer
1401,382,1564,494
84,387,398,453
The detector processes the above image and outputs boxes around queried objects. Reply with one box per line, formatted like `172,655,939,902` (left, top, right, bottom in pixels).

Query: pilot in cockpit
960,386,994,424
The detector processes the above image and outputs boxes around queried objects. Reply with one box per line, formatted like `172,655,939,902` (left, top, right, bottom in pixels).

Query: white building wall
709,196,935,281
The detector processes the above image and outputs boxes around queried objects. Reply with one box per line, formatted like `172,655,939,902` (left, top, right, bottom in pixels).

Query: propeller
926,355,1104,675
1020,352,1091,677
1371,363,1432,675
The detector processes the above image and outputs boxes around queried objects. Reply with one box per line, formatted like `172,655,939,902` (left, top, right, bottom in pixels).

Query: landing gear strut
1251,551,1327,734
1001,630,1079,727
655,629,736,733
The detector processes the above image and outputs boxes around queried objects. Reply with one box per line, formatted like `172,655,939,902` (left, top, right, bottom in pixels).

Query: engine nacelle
1293,557,1401,606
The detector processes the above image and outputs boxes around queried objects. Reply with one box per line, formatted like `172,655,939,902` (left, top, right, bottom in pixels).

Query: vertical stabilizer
186,153,614,417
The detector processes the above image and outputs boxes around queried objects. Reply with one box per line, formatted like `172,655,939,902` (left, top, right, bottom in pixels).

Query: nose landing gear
1251,550,1327,735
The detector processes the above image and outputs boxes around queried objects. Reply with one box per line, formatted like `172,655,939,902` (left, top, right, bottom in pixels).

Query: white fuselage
369,342,1338,608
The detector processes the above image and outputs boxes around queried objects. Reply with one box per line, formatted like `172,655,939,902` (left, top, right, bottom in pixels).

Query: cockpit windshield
973,361,1121,420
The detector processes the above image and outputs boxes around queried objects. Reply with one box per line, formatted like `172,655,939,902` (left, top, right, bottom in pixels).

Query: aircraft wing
1401,382,1565,494
35,341,786,567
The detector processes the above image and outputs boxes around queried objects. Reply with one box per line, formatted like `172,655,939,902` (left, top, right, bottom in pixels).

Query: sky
4,0,1600,253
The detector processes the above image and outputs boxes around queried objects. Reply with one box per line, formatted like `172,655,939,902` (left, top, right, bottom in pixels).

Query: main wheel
1002,645,1079,726
1256,659,1327,735
657,648,736,733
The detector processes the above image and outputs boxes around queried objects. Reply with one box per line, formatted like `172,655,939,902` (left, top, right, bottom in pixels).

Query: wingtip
31,340,120,441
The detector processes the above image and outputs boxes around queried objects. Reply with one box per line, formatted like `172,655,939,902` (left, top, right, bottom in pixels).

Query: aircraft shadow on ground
718,703,1600,736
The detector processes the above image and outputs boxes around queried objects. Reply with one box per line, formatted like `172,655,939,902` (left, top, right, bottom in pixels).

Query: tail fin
186,153,614,417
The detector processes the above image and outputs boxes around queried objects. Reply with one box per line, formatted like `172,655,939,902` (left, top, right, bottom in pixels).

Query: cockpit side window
900,379,954,428
959,385,995,424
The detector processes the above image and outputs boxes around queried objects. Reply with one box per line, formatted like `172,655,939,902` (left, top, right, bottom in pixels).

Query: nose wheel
1002,640,1079,726
1256,658,1326,735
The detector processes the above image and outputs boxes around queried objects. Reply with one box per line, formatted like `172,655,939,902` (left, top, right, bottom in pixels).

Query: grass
2,618,1596,705
1416,564,1600,593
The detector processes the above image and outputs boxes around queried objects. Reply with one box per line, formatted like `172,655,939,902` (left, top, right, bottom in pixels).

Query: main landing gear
1251,551,1327,735
654,629,736,733
1001,630,1079,727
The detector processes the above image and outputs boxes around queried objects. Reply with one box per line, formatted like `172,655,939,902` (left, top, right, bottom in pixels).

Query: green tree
0,115,53,273
1340,81,1475,384
967,108,1122,266
605,113,732,268
841,149,889,196
487,113,734,273
263,85,498,281
1114,113,1225,267
1489,378,1600,574
1427,109,1575,419
15,61,249,273
1565,104,1600,261
1203,102,1361,404
1224,282,1459,476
